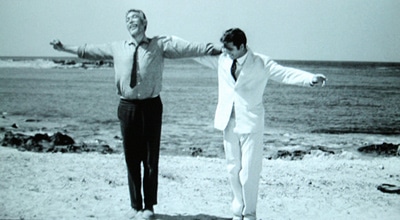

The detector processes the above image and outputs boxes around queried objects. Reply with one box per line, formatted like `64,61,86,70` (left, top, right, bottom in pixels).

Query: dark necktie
130,42,144,88
231,59,237,81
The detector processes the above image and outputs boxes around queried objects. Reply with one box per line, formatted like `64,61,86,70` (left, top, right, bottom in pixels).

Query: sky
1,0,399,62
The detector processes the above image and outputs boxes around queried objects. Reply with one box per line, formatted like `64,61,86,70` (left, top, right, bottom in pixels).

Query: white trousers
223,116,264,220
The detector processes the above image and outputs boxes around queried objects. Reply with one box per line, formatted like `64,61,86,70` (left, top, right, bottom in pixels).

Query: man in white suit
196,28,326,220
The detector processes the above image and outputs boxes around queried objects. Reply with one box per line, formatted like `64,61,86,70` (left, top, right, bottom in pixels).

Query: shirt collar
128,36,150,46
236,52,248,66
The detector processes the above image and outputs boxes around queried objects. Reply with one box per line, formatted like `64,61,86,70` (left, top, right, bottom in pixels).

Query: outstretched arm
50,39,113,60
162,35,221,58
267,59,327,87
50,39,79,55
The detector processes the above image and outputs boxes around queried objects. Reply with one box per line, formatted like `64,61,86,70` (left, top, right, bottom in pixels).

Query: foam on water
0,58,61,69
0,57,112,69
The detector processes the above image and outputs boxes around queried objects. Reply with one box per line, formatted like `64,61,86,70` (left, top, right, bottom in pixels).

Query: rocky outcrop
1,131,115,154
358,143,400,156
266,146,336,160
52,59,113,69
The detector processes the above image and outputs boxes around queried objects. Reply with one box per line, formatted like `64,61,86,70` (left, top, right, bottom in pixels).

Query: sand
1,143,400,220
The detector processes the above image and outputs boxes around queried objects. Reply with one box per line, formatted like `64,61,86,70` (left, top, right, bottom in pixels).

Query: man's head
126,9,147,38
220,28,247,60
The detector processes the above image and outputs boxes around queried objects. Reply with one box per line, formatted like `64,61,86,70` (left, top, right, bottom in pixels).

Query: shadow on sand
153,213,231,220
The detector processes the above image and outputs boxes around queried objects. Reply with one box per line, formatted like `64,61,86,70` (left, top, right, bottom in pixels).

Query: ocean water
0,57,399,158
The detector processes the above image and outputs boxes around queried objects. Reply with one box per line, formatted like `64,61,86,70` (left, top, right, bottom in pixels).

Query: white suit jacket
196,49,315,133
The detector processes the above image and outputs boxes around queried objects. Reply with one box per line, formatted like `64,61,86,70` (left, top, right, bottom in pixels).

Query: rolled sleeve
162,35,218,58
77,43,113,60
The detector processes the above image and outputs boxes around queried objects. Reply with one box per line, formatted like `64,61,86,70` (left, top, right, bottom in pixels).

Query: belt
120,95,160,104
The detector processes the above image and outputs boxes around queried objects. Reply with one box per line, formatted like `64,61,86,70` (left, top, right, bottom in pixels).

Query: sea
0,56,399,158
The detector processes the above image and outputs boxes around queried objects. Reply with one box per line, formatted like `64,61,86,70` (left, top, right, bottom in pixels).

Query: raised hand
311,74,327,87
50,39,63,51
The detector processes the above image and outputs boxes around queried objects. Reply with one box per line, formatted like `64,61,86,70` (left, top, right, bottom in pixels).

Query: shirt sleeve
192,56,219,70
77,43,113,60
162,35,220,58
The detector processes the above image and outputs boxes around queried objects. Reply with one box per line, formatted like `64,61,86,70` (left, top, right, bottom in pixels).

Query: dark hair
220,28,247,49
126,9,147,31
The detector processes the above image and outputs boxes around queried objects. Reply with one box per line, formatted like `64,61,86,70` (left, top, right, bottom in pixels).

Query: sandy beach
1,143,399,220
1,116,400,220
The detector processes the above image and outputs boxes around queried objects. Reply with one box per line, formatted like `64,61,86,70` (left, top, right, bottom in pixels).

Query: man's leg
118,100,144,211
223,118,243,217
142,97,163,210
240,131,263,220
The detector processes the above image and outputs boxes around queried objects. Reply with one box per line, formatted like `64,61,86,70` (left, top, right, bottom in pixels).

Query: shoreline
1,114,399,159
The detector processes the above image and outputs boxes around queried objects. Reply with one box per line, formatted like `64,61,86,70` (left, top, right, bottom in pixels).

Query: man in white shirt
196,28,326,220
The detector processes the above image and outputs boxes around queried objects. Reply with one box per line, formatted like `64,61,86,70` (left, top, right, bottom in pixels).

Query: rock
377,184,400,194
25,119,41,122
266,146,336,160
357,143,399,156
2,131,29,146
1,131,115,154
96,144,114,154
64,60,76,65
51,132,75,145
272,150,309,160
189,147,203,157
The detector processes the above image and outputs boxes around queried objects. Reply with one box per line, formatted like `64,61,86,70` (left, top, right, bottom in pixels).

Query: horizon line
0,55,399,65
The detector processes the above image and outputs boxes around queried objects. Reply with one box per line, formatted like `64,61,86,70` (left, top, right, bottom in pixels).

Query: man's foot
125,208,141,219
243,214,257,220
141,209,155,219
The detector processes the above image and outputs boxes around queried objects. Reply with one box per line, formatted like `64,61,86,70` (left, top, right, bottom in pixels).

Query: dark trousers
118,96,163,210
